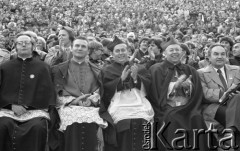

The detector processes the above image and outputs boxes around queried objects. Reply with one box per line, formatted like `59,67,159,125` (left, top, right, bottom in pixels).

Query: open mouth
171,55,179,58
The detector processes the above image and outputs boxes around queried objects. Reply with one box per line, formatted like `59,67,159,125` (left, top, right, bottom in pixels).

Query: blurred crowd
2,1,240,151
1,0,240,67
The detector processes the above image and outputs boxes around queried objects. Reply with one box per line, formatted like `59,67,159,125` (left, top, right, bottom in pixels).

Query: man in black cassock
0,33,56,151
149,37,208,150
99,36,154,151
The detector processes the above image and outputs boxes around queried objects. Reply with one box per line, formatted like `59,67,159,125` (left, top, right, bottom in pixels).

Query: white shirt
213,66,227,84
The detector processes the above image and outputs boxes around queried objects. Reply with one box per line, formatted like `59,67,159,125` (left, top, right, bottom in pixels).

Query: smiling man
52,36,107,151
100,36,154,151
149,37,208,150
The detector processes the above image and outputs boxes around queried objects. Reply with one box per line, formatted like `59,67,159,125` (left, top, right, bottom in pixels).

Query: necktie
217,69,227,91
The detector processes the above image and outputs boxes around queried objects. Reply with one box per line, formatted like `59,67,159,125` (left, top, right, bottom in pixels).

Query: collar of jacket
58,60,101,80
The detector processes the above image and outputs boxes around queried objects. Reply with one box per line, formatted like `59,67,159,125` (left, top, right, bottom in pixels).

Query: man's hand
130,63,139,81
12,105,27,116
148,47,155,60
181,75,192,88
70,94,91,105
86,93,100,106
79,99,92,107
121,65,131,81
55,41,64,57
219,84,240,103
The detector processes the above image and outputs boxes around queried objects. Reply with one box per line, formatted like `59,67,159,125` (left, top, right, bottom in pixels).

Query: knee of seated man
29,118,48,132
0,117,15,131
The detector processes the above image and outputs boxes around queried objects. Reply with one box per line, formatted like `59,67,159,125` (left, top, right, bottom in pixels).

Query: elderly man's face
16,35,33,57
112,44,129,64
164,44,183,64
209,46,227,69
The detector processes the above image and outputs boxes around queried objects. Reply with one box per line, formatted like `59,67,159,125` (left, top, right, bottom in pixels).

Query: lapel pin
30,74,35,79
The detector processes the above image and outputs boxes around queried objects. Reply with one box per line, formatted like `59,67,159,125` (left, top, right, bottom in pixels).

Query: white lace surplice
0,109,49,122
58,96,108,131
108,83,154,124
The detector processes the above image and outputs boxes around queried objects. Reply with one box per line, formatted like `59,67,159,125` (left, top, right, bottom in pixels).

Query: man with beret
0,33,57,151
149,37,208,150
100,36,154,151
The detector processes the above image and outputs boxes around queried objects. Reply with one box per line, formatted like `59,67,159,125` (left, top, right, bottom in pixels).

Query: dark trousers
226,94,240,131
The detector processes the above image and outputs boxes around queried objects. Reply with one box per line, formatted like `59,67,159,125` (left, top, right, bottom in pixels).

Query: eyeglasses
16,41,32,46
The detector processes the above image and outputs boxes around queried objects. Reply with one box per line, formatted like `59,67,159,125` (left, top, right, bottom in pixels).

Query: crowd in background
1,0,240,151
1,0,240,39
0,0,240,68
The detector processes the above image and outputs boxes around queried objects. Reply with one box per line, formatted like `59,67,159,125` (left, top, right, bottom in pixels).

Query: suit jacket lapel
225,65,234,88
59,61,70,79
205,65,224,89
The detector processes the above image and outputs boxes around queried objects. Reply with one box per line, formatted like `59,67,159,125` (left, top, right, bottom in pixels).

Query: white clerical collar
18,55,32,61
71,58,87,65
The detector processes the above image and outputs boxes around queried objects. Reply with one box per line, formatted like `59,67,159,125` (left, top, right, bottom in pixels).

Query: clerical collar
17,56,33,61
165,59,181,66
164,59,183,70
71,58,87,65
